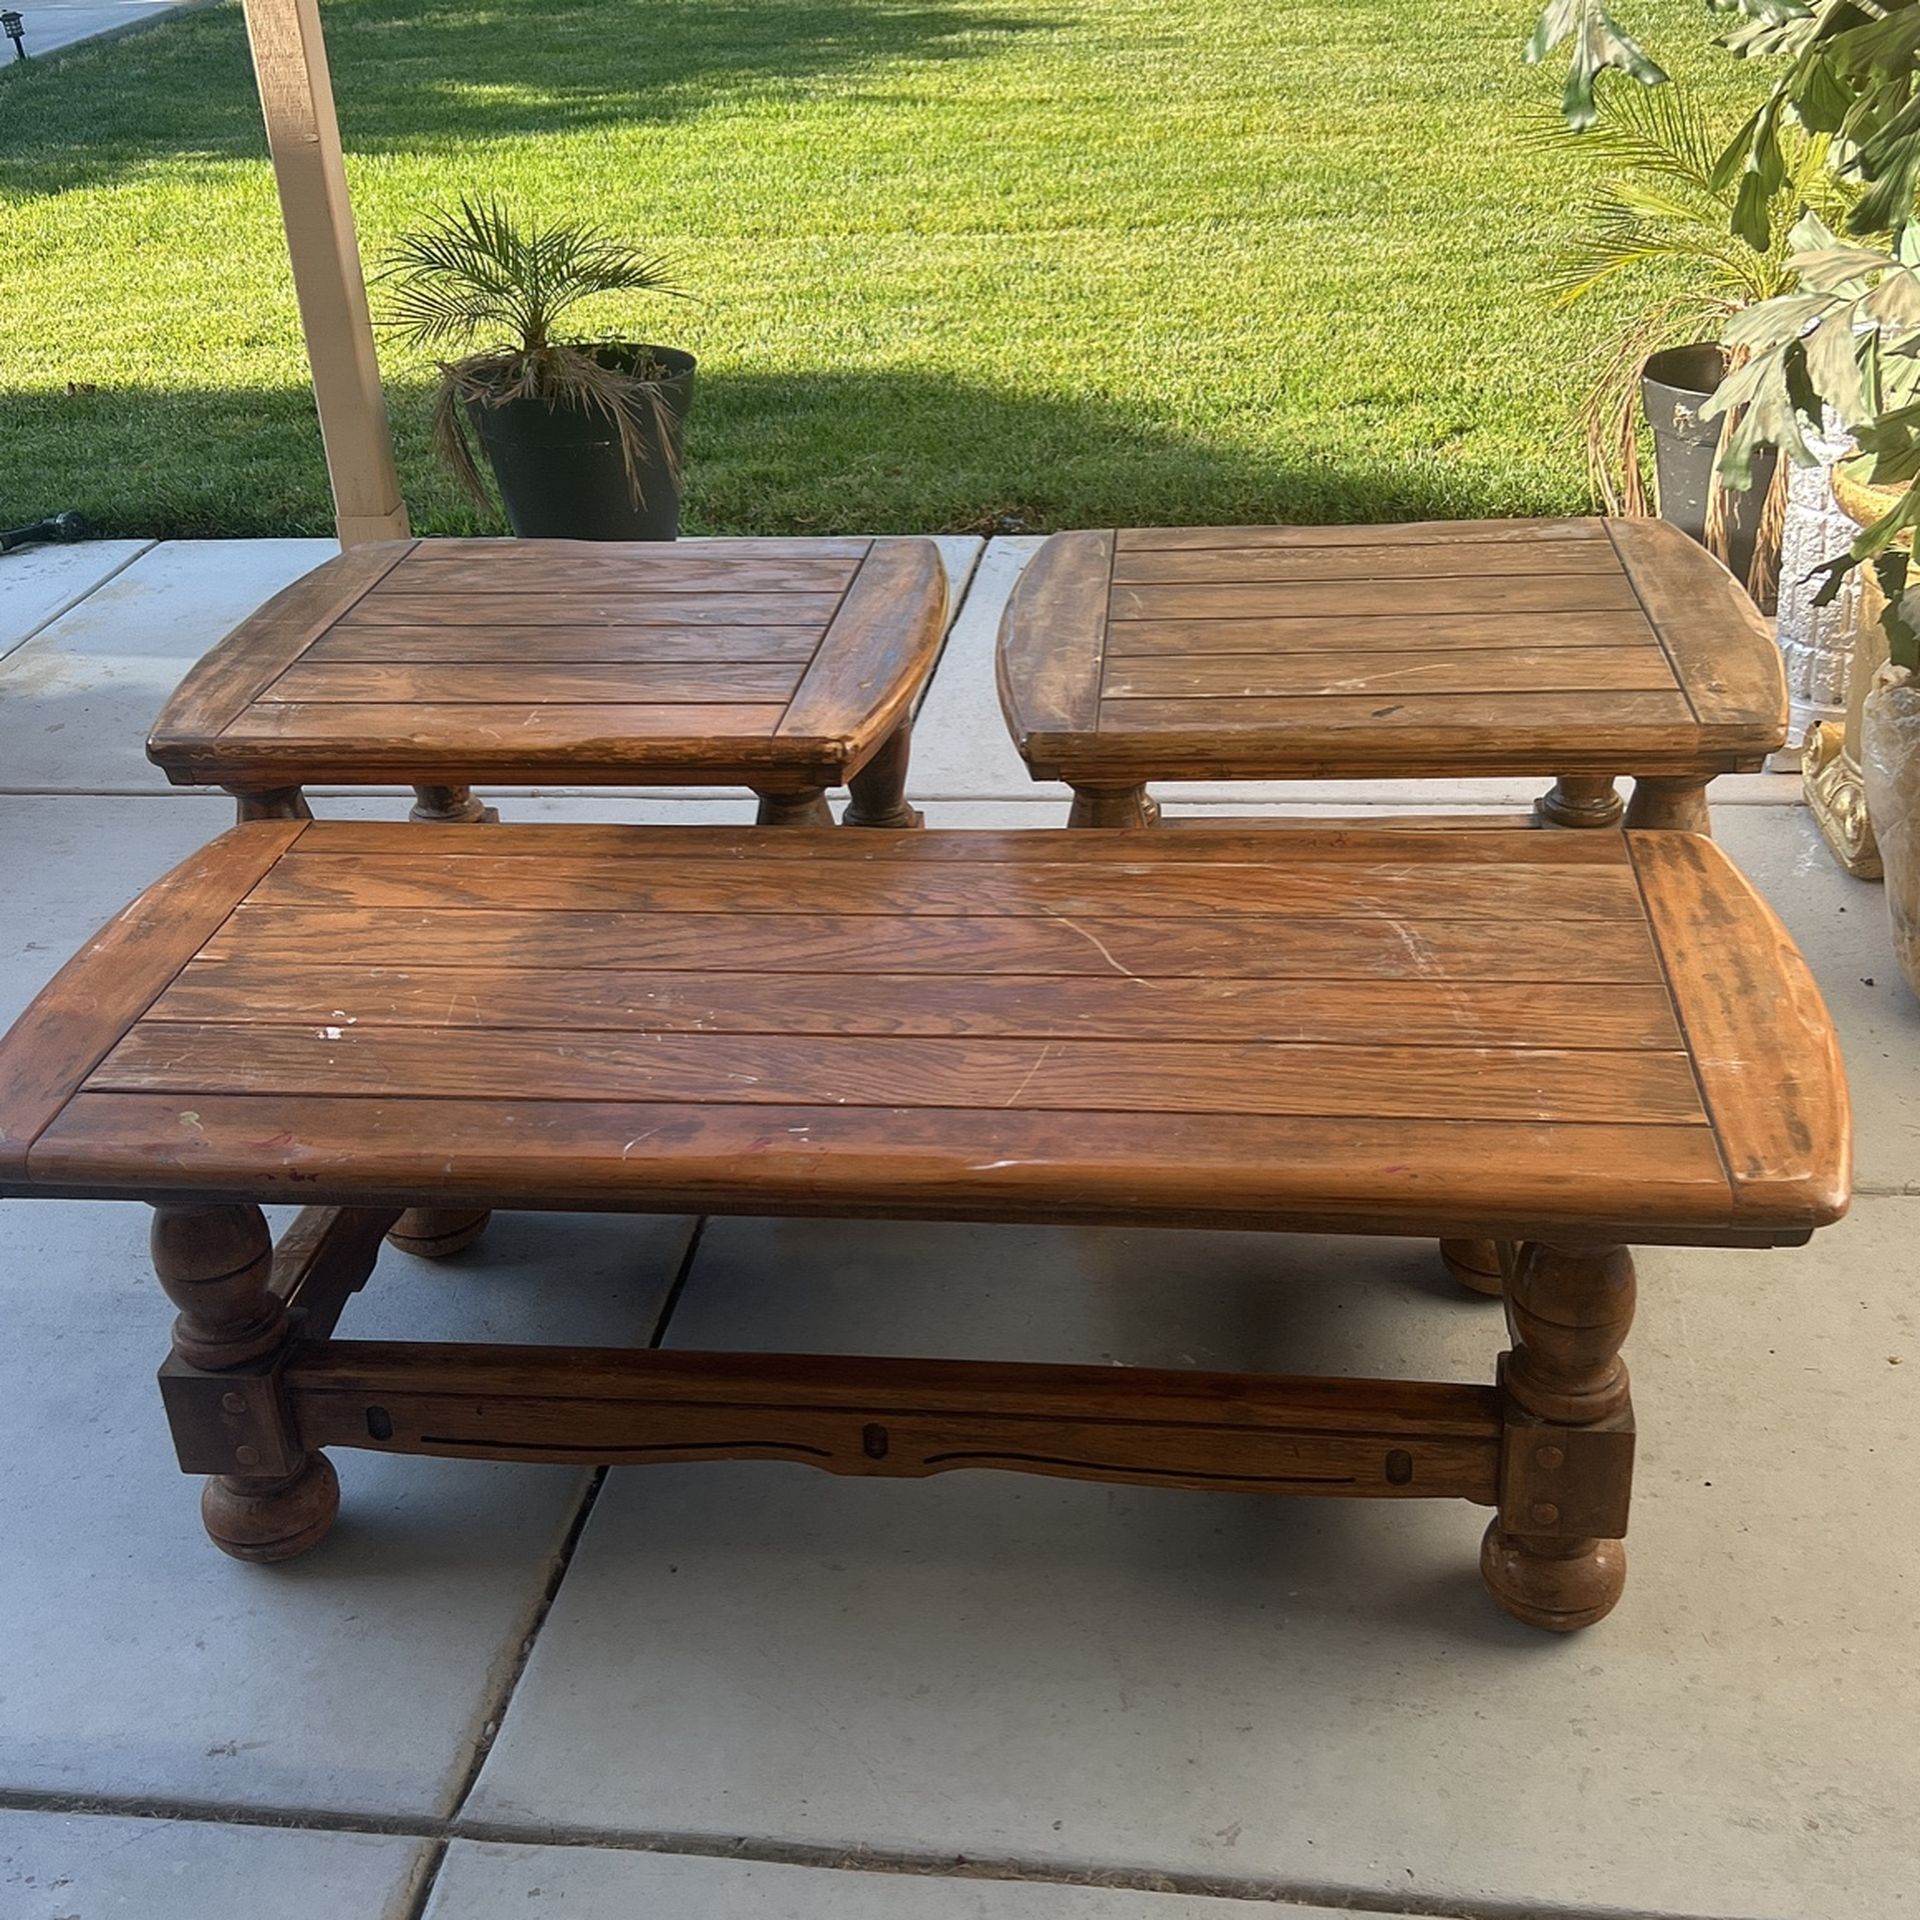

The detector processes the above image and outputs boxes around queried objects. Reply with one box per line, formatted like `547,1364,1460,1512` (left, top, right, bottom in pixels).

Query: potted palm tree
378,199,693,540
1543,82,1851,602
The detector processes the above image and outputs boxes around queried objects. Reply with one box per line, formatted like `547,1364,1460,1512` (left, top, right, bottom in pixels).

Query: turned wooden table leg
1439,1238,1510,1298
1534,776,1623,829
843,718,924,829
1480,1241,1636,1632
755,787,836,826
150,1202,339,1562
1066,783,1160,828
1625,775,1713,835
231,786,313,824
411,783,498,825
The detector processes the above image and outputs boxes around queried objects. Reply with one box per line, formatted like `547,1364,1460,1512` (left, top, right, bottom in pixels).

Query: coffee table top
149,537,947,793
0,819,1846,1243
996,518,1787,784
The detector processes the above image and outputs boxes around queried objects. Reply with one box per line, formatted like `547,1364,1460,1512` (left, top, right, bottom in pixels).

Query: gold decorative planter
1804,462,1901,877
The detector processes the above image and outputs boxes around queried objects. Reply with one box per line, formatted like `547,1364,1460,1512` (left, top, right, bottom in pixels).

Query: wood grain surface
998,518,1789,782
0,821,1848,1243
147,536,947,790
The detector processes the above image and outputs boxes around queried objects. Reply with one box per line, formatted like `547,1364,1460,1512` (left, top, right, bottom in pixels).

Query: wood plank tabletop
0,822,1847,1243
997,519,1789,783
148,537,948,792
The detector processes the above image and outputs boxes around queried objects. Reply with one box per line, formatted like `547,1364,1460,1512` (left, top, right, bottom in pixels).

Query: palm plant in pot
379,199,692,540
1542,81,1850,602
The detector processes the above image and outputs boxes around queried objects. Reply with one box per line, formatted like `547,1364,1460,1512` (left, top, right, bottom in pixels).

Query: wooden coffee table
0,819,1850,1629
996,517,1786,832
149,536,948,829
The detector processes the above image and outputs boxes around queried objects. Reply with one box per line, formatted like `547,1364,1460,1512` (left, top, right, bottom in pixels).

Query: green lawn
0,0,1761,537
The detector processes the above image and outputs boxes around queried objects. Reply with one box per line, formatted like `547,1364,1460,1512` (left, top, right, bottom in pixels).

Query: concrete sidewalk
0,535,1915,1920
0,0,193,60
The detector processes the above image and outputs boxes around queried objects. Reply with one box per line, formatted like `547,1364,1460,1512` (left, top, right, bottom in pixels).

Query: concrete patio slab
0,793,236,1025
0,1198,692,1817
0,1808,428,1920
0,540,334,792
468,1196,1918,1920
3,0,193,58
426,1840,1399,1919
0,535,979,800
0,540,151,664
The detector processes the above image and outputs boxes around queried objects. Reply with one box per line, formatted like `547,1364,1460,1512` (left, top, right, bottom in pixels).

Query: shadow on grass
4,368,1552,539
0,0,1051,196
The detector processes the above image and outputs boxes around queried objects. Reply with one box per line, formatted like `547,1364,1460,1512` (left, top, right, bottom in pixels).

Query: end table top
996,518,1788,785
149,537,947,793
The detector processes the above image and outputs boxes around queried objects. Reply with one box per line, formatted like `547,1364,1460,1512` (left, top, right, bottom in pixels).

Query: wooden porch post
241,0,409,546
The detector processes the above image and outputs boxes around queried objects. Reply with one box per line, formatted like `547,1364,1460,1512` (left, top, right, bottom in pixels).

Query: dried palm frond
376,199,688,511
1542,80,1854,521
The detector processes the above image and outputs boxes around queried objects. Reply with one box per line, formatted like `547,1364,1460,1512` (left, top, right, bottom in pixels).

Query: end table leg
1438,1237,1511,1298
150,1203,339,1562
843,719,924,829
410,784,498,825
232,787,313,824
755,788,836,826
1480,1241,1635,1632
387,1210,492,1259
1534,776,1623,829
1067,784,1159,828
1624,776,1713,835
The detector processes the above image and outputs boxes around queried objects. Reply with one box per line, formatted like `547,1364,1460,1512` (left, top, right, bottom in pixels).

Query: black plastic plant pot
466,344,696,541
1640,342,1778,588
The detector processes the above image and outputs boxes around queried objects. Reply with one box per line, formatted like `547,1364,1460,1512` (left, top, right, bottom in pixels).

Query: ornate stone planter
1862,661,1920,998
1804,461,1902,878
1772,422,1858,758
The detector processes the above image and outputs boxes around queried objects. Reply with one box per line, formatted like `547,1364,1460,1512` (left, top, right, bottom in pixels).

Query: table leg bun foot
1534,776,1623,830
1438,1238,1510,1297
410,784,497,826
202,1453,339,1563
842,797,925,829
755,789,836,827
843,720,924,829
1480,1522,1625,1632
388,1208,492,1258
1067,784,1158,829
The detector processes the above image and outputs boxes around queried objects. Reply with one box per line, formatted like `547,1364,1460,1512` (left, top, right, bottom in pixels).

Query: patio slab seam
0,1789,1775,1920
0,539,155,666
386,1219,714,1913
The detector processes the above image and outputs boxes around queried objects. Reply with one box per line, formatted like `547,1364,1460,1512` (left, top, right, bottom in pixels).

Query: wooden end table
148,534,945,1256
149,536,947,831
996,517,1787,834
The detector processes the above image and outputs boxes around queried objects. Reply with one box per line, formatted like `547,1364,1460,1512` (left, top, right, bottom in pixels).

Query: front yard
2,0,1751,537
